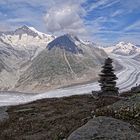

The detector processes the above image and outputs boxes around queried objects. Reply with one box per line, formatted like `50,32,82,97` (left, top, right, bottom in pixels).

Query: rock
0,107,9,122
68,116,140,140
95,93,140,125
131,85,140,93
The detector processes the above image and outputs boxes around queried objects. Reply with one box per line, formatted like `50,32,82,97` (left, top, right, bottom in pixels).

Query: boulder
95,93,140,125
0,107,9,122
68,116,140,140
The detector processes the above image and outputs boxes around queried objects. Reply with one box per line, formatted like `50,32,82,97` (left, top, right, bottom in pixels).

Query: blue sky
0,0,140,45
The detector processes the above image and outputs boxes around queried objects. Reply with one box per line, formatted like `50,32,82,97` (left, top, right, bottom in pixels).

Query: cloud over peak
44,0,87,36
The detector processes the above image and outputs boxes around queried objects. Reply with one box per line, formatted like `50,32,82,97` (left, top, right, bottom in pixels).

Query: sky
0,0,140,45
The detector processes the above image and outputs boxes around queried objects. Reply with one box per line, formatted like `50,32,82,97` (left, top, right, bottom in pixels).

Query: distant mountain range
0,26,107,92
104,42,140,55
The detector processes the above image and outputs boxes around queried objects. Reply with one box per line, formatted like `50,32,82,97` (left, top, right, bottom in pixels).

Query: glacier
0,53,140,107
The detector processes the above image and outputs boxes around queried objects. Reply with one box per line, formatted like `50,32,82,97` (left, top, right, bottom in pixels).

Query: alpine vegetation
98,58,119,96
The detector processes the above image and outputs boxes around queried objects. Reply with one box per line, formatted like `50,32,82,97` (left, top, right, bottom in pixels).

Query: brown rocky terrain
0,91,139,140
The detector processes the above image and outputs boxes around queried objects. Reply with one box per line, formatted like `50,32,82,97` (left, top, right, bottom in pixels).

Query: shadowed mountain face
16,34,108,92
48,34,83,54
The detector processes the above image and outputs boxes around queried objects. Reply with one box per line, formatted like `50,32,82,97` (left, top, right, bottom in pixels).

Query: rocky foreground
0,92,139,140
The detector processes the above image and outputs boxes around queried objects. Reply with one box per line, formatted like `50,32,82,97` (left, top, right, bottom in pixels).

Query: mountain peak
47,34,83,54
117,41,125,46
14,25,54,39
117,41,134,46
116,42,136,50
0,26,55,55
28,26,53,38
20,25,30,30
63,34,80,43
14,25,39,37
15,25,32,32
104,41,140,55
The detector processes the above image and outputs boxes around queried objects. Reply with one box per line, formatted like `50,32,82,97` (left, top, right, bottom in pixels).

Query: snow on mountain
104,42,140,55
0,25,55,58
0,26,55,90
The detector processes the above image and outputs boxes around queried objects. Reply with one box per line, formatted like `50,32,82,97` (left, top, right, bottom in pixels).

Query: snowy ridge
0,25,55,55
104,42,140,55
28,27,53,39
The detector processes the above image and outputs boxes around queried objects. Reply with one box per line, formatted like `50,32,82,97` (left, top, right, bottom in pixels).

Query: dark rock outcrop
68,116,140,140
0,107,9,122
95,93,140,126
48,34,83,54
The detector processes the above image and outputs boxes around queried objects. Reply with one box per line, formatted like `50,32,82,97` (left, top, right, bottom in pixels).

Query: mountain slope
0,26,55,90
16,34,107,92
0,40,26,89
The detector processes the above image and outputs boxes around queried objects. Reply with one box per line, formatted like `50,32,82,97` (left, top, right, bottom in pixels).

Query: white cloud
0,0,140,45
101,0,119,9
0,23,12,31
117,33,140,45
6,18,30,23
111,9,124,17
0,0,48,7
87,0,119,12
124,20,140,31
120,0,140,12
44,0,88,36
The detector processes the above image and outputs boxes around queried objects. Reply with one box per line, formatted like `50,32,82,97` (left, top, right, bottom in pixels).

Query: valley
0,52,140,106
0,26,140,107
